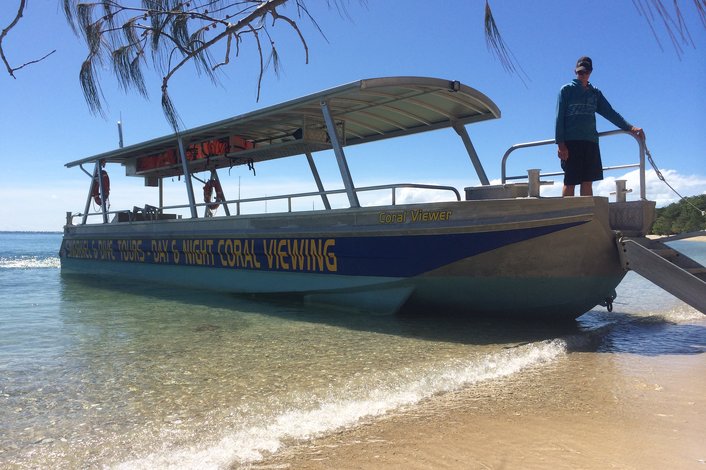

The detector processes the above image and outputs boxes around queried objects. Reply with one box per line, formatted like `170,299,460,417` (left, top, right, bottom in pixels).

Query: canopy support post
97,161,108,224
321,99,359,208
81,162,99,225
158,178,164,212
177,136,198,219
453,122,490,186
212,169,230,216
81,161,108,224
305,152,331,210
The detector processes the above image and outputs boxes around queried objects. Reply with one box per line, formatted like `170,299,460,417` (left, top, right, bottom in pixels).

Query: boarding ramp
608,175,705,315
617,234,706,314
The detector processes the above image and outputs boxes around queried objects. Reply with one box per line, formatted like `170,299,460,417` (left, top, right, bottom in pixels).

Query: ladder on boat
617,233,706,314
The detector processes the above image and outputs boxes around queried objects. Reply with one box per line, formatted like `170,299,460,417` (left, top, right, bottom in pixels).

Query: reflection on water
578,308,706,355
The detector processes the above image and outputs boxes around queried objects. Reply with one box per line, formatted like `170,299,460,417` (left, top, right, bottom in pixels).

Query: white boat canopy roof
65,76,500,178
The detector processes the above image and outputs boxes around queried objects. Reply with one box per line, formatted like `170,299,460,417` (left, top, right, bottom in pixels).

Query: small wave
0,256,60,269
578,306,706,355
113,339,566,469
654,305,705,323
614,305,705,325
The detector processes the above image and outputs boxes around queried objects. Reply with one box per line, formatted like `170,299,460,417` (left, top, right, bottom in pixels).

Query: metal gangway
502,130,706,315
618,233,706,314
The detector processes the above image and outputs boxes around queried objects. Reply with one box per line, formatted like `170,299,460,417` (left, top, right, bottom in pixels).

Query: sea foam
113,339,566,469
0,256,60,269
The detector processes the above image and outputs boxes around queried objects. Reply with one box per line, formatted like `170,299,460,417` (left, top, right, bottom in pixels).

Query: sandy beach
255,351,706,469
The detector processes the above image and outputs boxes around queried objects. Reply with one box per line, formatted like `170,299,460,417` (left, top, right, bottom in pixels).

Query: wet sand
254,352,706,469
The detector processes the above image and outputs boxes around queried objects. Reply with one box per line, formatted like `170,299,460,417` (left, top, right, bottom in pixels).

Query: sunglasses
577,70,590,76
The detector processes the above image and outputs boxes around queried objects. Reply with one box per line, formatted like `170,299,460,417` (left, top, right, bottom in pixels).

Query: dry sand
253,352,706,469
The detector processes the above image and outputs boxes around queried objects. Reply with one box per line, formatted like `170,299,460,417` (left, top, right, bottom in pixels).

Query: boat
60,76,658,319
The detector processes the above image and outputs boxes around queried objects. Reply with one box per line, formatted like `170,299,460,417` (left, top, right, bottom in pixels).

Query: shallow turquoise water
1,232,704,468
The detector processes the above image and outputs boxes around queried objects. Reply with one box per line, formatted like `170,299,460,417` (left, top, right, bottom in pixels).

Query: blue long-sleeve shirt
555,79,632,143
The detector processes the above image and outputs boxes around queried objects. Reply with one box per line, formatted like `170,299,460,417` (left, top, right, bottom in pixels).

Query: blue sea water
0,231,704,469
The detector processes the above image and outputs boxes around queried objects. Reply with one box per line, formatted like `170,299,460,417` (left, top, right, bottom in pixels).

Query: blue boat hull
61,197,625,319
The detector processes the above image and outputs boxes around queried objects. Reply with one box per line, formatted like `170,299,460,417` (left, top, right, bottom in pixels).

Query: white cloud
595,169,706,206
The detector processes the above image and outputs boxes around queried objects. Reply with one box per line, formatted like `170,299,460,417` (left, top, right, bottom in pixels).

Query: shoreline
648,234,706,242
682,235,706,242
254,352,706,469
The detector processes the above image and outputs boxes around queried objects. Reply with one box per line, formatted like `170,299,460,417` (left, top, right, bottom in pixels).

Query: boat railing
501,129,647,199
69,182,460,225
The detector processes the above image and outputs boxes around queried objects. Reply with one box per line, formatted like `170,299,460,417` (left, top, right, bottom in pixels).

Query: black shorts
560,140,603,185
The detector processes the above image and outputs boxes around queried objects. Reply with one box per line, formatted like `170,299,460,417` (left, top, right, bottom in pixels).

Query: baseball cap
575,56,593,72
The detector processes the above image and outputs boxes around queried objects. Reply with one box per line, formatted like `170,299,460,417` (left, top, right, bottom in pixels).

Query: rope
644,139,705,217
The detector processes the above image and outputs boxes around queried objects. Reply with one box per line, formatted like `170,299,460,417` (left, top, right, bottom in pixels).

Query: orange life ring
91,170,110,206
203,179,224,210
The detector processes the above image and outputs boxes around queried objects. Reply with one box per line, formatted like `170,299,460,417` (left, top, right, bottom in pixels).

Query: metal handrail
501,129,647,199
73,182,460,224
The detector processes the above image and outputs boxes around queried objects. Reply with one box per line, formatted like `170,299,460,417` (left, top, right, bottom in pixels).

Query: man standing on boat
555,56,644,197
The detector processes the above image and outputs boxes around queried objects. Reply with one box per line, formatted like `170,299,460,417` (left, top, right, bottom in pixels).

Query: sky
1,0,705,231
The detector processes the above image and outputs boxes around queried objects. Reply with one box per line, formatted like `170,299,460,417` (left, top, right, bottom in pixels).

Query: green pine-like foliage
651,195,706,235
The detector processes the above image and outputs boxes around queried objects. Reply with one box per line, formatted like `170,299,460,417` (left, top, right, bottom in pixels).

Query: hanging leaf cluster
62,0,317,129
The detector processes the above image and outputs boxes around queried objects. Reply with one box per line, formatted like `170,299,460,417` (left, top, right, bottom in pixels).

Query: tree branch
159,0,291,128
161,0,289,86
1,0,56,78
